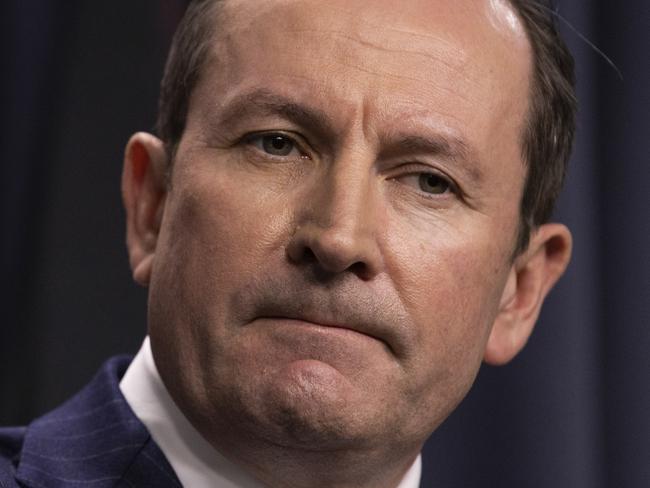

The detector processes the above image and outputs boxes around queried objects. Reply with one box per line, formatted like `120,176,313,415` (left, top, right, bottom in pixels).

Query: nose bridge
288,147,382,277
311,154,374,234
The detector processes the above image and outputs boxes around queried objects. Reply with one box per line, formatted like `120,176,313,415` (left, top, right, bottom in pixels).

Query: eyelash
241,131,311,161
239,132,461,199
393,163,460,198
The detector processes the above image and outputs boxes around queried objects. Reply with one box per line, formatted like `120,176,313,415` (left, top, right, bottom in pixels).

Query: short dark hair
156,0,221,161
155,0,577,254
509,0,577,253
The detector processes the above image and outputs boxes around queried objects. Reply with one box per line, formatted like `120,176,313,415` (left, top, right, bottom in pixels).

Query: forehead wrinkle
308,0,527,53
284,1,469,49
285,28,480,94
313,56,475,108
212,88,337,139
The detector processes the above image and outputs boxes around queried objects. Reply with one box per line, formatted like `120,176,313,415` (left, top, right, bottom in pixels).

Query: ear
484,223,572,365
121,132,168,286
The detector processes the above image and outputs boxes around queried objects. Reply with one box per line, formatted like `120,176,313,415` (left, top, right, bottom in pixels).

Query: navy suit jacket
0,356,182,487
1,358,433,488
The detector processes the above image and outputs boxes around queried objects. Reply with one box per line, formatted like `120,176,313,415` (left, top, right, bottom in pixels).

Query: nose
286,163,383,280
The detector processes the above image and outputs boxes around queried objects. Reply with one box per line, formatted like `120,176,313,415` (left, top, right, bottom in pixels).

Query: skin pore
121,1,572,487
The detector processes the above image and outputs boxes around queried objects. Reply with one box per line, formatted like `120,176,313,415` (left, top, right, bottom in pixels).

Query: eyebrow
384,133,483,184
212,89,483,184
214,89,336,140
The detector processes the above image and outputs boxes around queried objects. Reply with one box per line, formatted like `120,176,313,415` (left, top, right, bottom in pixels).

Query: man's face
148,0,531,456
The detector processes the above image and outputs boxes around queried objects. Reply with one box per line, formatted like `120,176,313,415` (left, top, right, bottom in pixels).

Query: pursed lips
251,306,401,357
258,313,383,342
231,275,413,359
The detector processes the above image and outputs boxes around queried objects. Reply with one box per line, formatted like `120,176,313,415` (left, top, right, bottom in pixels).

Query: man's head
122,0,574,485
155,0,577,254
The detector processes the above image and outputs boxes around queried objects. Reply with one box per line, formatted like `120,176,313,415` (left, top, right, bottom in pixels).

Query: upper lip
260,309,374,337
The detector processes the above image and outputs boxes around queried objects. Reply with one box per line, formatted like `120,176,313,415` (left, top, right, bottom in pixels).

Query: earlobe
121,132,168,286
484,223,572,365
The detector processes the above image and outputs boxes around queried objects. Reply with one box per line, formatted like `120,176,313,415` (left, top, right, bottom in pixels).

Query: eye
262,134,294,156
249,133,302,158
418,173,450,194
393,169,458,199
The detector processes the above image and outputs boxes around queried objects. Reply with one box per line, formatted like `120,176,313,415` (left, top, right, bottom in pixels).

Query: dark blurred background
1,1,648,487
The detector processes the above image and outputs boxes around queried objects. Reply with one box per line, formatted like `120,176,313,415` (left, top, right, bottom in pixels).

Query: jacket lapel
14,356,181,487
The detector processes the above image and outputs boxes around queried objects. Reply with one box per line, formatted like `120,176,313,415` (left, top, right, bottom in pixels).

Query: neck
203,425,421,488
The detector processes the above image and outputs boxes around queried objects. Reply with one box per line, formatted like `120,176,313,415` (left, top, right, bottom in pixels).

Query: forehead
193,0,531,168
215,0,531,84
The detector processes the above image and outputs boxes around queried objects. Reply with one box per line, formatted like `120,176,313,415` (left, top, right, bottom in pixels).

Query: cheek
162,163,291,280
150,164,291,344
149,163,297,399
386,218,511,392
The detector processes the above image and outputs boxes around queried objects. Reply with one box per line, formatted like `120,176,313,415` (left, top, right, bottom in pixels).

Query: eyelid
242,130,312,159
391,163,461,196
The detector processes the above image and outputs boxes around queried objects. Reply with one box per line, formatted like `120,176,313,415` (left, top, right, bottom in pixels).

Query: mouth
234,276,412,359
259,314,373,336
252,312,396,356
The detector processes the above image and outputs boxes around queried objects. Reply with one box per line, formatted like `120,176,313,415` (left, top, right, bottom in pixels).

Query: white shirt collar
120,337,422,488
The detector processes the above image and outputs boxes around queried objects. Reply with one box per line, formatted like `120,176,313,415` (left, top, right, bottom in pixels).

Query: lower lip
251,317,379,346
248,318,392,372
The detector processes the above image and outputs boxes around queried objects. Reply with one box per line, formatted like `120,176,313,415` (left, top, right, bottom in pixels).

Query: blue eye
418,173,450,194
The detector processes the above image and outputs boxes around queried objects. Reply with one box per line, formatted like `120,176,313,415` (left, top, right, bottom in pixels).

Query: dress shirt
120,337,422,487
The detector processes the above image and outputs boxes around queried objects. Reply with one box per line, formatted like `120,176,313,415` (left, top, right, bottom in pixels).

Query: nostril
286,222,380,278
300,246,318,264
286,238,317,264
348,261,367,276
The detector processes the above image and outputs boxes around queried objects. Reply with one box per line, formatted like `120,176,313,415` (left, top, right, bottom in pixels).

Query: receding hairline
167,0,536,144
158,0,574,256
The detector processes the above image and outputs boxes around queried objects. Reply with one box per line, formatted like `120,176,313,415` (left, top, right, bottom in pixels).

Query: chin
221,359,383,449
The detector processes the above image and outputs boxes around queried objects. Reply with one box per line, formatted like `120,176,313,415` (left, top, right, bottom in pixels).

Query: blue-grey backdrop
1,1,648,486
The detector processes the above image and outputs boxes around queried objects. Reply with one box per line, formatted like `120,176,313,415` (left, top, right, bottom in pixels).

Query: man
0,0,576,486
